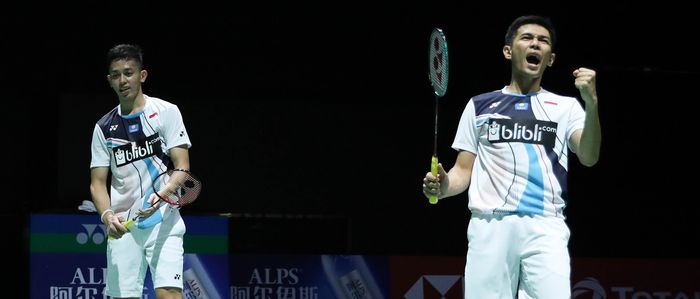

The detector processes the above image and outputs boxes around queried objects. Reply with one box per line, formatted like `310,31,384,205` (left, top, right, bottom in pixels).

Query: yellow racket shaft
429,155,439,204
123,218,136,229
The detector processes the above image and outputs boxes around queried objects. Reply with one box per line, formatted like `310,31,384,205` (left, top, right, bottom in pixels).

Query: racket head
429,28,449,97
152,169,202,206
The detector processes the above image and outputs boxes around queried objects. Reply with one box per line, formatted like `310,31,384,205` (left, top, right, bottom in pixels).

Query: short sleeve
452,99,478,154
566,99,586,153
90,124,111,168
160,105,192,153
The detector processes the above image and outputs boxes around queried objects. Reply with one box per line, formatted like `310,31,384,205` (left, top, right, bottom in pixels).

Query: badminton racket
428,28,449,204
109,168,202,238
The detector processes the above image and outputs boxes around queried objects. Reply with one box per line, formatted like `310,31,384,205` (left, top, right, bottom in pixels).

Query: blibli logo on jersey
487,118,557,148
113,133,163,167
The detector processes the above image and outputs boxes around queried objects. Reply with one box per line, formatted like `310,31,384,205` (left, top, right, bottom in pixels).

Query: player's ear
140,69,148,83
503,45,512,60
547,53,555,67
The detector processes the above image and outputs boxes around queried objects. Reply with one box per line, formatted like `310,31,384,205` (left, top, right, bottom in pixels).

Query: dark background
5,3,699,294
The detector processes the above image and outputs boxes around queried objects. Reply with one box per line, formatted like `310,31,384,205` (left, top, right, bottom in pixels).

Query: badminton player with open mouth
422,15,601,298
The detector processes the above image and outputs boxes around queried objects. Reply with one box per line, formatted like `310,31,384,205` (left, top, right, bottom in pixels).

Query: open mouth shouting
526,53,542,70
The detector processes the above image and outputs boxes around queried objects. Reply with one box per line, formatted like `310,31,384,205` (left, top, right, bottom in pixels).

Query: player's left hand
573,67,597,105
137,193,161,219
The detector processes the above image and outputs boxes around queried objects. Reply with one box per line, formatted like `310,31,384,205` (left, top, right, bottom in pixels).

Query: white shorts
464,213,571,299
105,210,186,298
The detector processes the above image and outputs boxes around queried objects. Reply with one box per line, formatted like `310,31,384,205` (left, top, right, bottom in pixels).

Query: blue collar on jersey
501,87,545,98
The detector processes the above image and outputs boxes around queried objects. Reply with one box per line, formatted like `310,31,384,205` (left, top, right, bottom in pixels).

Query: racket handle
123,219,136,229
107,219,136,240
429,155,439,204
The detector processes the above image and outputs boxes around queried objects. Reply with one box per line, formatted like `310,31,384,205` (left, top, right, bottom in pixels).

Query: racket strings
429,28,449,97
156,171,201,205
174,175,201,204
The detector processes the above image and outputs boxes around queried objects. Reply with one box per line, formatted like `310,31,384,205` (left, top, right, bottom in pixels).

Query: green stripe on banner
184,235,228,253
31,233,227,254
30,233,106,253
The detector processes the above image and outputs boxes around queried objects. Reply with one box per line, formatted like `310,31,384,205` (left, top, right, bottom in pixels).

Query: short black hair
504,15,556,48
107,44,144,70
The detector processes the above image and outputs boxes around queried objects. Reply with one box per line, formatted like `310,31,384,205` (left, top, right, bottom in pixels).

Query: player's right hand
106,214,128,239
422,163,447,199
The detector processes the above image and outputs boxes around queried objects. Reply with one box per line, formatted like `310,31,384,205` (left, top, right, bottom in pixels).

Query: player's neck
506,77,542,95
119,93,146,116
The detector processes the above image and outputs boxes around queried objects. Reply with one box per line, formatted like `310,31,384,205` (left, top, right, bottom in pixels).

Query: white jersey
452,87,585,218
90,95,192,228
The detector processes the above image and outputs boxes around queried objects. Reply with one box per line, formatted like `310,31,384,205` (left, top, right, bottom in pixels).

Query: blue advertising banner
30,213,229,299
230,254,390,299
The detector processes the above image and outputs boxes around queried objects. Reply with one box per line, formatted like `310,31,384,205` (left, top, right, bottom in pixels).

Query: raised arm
571,67,602,167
